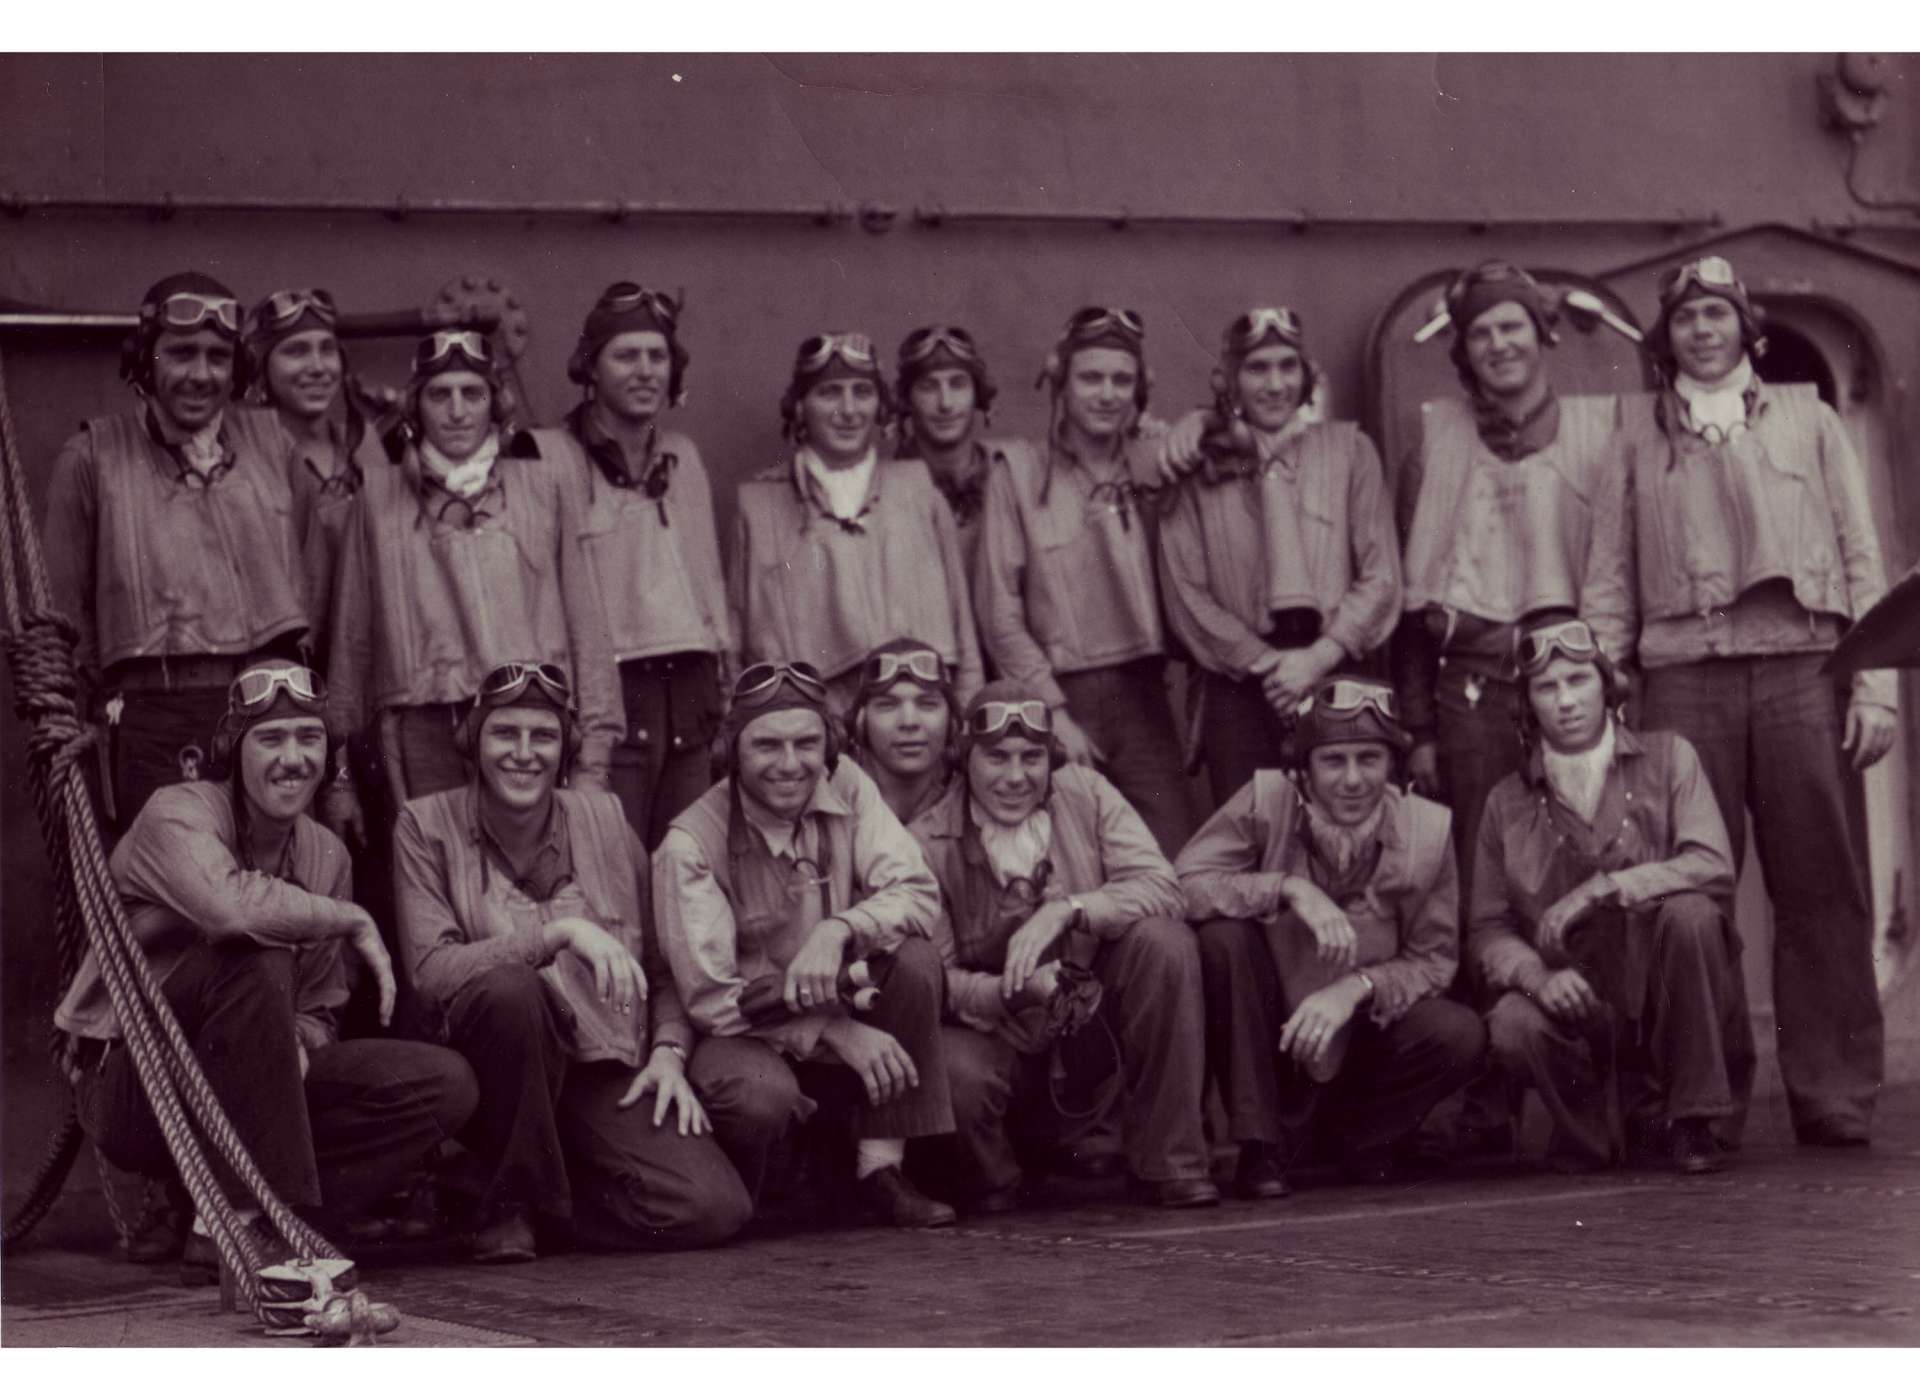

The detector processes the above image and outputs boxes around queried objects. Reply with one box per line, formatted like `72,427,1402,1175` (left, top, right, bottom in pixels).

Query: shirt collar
466,784,573,900
571,400,666,491
1524,720,1643,789
1472,388,1561,463
735,768,855,855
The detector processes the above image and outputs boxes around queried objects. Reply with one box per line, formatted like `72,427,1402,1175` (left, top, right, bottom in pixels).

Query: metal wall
4,53,1918,1054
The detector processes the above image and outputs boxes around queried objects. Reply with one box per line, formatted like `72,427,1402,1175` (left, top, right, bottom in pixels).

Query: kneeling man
900,678,1218,1211
654,661,959,1227
1178,677,1484,1196
393,662,753,1262
1472,619,1752,1174
60,663,475,1276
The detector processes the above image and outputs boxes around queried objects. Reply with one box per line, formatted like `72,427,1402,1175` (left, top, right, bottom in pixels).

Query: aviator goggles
413,328,495,377
144,292,243,337
228,663,326,715
249,288,339,337
1062,306,1145,343
898,325,983,369
733,661,828,707
795,333,880,376
1224,306,1305,356
477,661,574,711
863,649,947,688
966,699,1054,740
1442,261,1541,317
1300,677,1399,724
595,281,682,328
1659,256,1742,304
1514,619,1601,676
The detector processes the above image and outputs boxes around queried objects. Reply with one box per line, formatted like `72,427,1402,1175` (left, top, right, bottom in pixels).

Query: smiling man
57,663,475,1277
654,660,959,1228
892,324,1005,574
45,272,315,834
1471,618,1751,1175
393,662,752,1263
905,680,1217,1212
1585,255,1895,1150
1177,677,1483,1198
537,283,732,847
728,333,982,716
1156,306,1402,802
976,307,1193,855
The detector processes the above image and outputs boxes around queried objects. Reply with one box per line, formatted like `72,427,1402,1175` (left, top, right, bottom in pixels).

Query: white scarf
177,411,226,475
1675,355,1754,441
801,445,877,523
971,798,1053,888
421,429,501,499
1542,718,1616,826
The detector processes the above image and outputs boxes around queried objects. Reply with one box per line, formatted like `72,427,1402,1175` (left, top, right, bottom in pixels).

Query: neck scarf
1302,793,1387,878
1541,717,1616,826
1675,356,1754,441
970,798,1053,888
800,444,878,524
421,429,501,499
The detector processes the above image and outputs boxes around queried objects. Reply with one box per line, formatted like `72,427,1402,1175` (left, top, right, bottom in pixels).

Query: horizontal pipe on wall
0,309,501,340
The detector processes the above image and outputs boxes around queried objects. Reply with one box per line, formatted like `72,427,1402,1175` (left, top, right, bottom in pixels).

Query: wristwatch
1065,896,1089,932
1354,971,1376,1002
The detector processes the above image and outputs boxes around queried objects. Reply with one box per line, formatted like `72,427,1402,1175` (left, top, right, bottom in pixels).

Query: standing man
45,272,312,830
1472,618,1751,1173
58,664,475,1275
893,324,1001,573
729,332,982,716
1586,255,1895,1148
906,680,1217,1212
654,661,960,1227
1177,678,1483,1197
1394,262,1624,874
537,282,732,847
1157,306,1402,803
976,307,1193,856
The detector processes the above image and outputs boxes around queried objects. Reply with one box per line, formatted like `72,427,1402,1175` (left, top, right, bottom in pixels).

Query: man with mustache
56,664,475,1279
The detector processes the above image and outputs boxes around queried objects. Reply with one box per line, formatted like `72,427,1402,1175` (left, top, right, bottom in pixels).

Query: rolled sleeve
1076,772,1182,936
1173,781,1290,922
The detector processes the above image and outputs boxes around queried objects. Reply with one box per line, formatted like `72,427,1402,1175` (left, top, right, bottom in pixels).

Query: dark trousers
383,703,471,802
1198,671,1291,810
1486,893,1751,1167
103,685,229,832
1058,658,1194,857
1642,655,1883,1136
688,937,956,1197
609,653,723,849
441,963,752,1250
938,916,1211,1193
1432,663,1527,887
1197,917,1485,1159
78,940,477,1220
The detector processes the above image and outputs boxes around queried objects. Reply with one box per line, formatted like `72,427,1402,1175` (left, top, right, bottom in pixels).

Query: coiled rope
0,347,392,1340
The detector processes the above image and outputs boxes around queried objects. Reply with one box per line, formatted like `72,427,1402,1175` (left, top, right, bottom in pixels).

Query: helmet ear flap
566,337,593,387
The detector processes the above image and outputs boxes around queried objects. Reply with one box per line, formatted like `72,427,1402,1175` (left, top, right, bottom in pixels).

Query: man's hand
1284,877,1358,971
551,917,647,1013
319,782,367,850
1407,740,1442,799
1053,707,1105,767
820,1019,919,1107
1278,979,1365,1071
1533,968,1602,1023
617,1046,711,1136
1007,959,1062,1013
1262,641,1340,715
1843,700,1897,773
1002,902,1075,1001
569,767,612,794
344,912,396,1027
1155,409,1213,484
784,917,852,1014
1535,875,1614,960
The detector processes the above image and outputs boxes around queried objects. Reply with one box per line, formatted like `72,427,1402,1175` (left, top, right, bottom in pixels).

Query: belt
621,650,713,676
106,655,245,693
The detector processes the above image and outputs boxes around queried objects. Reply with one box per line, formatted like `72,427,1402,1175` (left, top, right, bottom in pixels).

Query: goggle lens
796,333,879,374
152,293,242,335
231,664,324,710
734,661,828,704
1516,620,1600,673
968,699,1053,737
867,650,946,687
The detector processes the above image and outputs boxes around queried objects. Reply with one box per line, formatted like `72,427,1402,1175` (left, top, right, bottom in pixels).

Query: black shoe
856,1167,956,1228
966,1185,1025,1217
1232,1144,1291,1201
1795,1119,1870,1149
472,1211,538,1263
1673,1119,1727,1175
1129,1175,1221,1209
122,1180,188,1264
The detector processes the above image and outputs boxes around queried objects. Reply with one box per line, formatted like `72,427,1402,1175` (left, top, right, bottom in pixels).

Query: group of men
42,252,1896,1273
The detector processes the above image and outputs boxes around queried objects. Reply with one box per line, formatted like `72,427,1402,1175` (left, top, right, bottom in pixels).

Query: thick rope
0,347,366,1330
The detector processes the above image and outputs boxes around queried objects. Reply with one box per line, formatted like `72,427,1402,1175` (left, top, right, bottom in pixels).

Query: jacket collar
1522,721,1645,790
